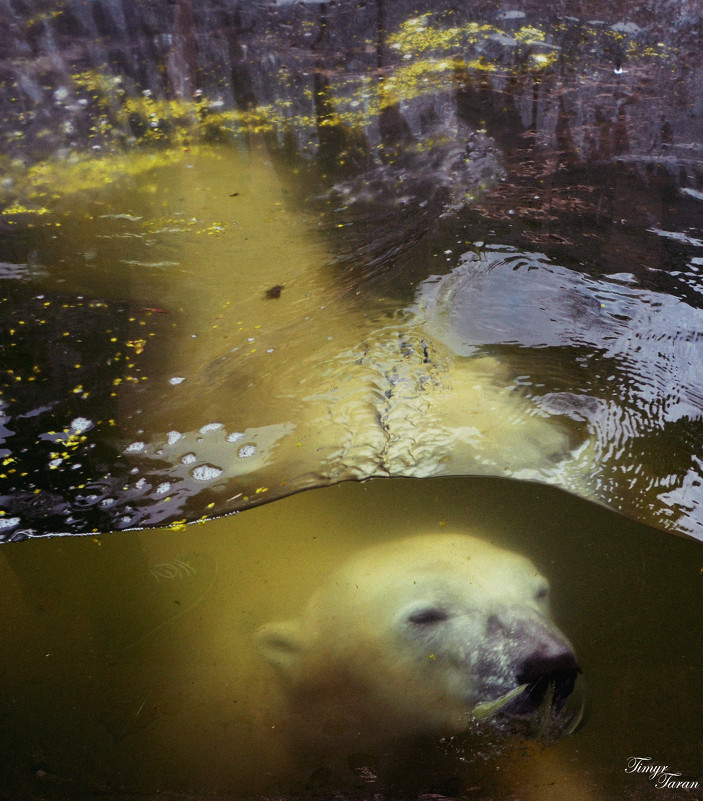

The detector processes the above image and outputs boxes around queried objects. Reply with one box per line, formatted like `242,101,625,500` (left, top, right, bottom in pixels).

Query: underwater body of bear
256,533,586,797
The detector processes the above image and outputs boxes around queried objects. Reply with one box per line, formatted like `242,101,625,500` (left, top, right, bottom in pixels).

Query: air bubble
192,464,223,481
199,422,224,435
70,417,93,434
125,441,146,453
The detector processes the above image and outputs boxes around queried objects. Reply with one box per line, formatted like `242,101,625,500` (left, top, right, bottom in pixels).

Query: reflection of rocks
317,124,504,280
1,2,702,178
324,127,502,217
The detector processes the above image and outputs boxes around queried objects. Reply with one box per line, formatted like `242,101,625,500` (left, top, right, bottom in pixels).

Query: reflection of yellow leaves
2,17,666,216
195,221,227,236
3,146,189,213
529,52,558,70
0,204,51,216
388,14,466,55
381,59,457,108
27,8,63,28
463,58,499,73
387,16,551,60
515,25,546,43
627,41,671,60
126,339,146,355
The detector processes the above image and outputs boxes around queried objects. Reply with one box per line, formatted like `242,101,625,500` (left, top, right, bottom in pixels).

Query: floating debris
471,684,529,720
264,284,284,299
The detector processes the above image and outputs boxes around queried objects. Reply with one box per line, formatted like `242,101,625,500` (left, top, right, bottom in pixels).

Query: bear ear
255,620,307,679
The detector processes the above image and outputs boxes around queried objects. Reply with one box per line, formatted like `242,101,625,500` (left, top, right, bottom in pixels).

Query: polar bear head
256,533,583,750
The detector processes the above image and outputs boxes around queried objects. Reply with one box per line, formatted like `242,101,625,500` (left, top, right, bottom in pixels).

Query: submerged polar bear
256,532,585,796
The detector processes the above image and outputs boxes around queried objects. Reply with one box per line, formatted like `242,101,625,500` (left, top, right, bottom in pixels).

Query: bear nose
483,607,581,710
517,648,580,685
517,649,580,711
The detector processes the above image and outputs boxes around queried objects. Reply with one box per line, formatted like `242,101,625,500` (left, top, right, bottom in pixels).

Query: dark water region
1,1,703,539
1,477,702,801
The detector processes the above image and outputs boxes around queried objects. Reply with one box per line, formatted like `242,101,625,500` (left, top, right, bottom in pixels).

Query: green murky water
1,477,702,799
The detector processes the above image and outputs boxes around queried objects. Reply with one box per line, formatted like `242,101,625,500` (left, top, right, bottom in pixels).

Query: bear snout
478,607,581,718
517,651,580,712
517,647,580,687
513,621,580,712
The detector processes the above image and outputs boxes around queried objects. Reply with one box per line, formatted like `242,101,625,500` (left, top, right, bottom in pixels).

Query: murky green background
1,477,702,799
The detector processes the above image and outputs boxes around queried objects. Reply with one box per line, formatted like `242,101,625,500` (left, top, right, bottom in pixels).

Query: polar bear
256,532,585,796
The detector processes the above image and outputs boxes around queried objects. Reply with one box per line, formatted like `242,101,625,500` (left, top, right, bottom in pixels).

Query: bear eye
535,584,549,601
408,607,449,625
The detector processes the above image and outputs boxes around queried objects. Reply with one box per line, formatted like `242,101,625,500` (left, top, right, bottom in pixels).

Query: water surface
2,3,703,539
